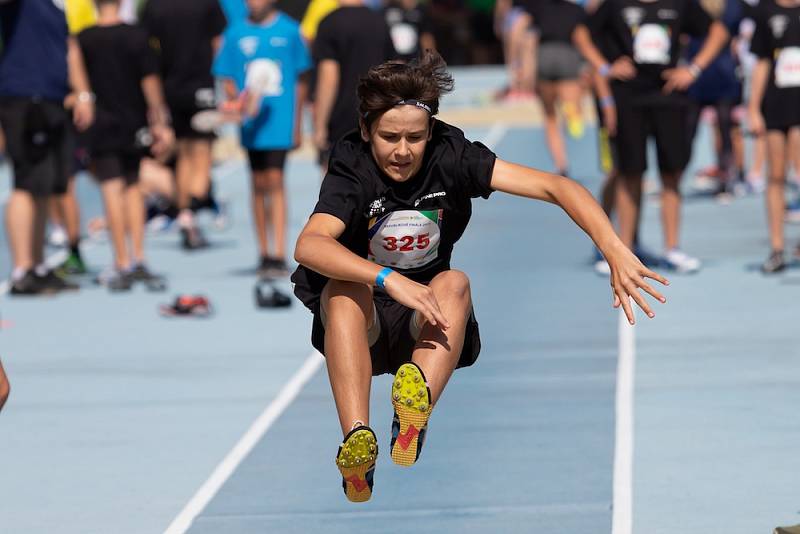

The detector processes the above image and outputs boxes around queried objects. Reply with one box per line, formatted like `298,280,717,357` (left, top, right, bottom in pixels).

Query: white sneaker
663,248,701,274
593,259,611,276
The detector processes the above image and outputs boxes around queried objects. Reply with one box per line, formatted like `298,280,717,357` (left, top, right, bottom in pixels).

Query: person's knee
433,270,471,303
323,280,373,316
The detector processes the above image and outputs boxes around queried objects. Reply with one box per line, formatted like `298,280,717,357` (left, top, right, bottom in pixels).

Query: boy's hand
383,273,450,330
604,242,669,324
150,124,175,160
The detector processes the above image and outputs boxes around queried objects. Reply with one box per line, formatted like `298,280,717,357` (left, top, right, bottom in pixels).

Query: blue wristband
599,63,611,77
375,267,394,289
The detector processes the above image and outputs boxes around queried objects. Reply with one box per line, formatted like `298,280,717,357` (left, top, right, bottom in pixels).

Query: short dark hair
357,51,454,130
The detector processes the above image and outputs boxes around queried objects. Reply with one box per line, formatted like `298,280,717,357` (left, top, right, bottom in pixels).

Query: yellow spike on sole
391,363,431,467
336,429,377,503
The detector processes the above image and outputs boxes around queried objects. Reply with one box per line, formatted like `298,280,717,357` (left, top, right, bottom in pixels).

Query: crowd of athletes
1,0,799,302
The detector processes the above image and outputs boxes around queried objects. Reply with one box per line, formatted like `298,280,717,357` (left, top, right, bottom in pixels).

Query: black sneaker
761,250,786,274
9,271,49,296
129,264,167,292
258,257,290,279
55,252,88,276
37,270,79,292
181,226,209,251
95,268,133,292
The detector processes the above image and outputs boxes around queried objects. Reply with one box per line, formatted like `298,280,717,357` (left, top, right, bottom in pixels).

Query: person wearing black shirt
292,52,668,503
573,0,729,273
383,0,436,63
519,0,590,176
748,0,800,272
140,0,227,250
312,0,396,170
78,0,173,291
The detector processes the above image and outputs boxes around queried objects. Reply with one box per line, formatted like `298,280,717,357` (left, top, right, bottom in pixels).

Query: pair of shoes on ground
335,362,432,503
9,269,79,296
94,264,167,292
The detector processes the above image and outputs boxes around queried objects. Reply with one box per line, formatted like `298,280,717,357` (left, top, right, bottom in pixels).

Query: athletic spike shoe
390,362,432,467
335,426,378,503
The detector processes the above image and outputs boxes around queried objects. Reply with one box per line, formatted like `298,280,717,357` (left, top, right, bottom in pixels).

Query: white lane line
612,310,636,534
483,122,508,151
163,350,325,534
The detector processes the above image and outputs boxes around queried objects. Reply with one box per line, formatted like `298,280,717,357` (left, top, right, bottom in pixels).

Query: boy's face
362,106,432,183
247,0,275,19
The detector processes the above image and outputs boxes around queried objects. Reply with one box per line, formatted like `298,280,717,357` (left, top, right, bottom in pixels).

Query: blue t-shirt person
0,0,69,101
213,12,311,150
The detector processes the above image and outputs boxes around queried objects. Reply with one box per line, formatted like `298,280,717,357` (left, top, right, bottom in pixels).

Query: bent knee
433,270,471,300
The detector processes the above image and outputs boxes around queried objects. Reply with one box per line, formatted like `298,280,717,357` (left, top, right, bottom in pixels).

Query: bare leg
538,81,568,173
32,196,47,266
6,190,36,271
189,139,213,200
100,178,130,269
251,171,269,257
660,170,683,251
266,168,287,259
765,131,787,251
124,183,146,264
616,173,643,248
322,280,375,436
411,270,473,406
61,177,82,247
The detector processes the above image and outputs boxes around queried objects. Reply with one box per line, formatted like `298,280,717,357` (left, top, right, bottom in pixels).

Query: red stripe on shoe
395,424,419,450
345,475,368,492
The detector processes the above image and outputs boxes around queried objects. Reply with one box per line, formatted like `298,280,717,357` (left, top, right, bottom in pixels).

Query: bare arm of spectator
0,360,10,412
295,71,311,150
313,59,340,151
572,24,636,80
592,70,616,136
67,36,94,131
141,74,175,159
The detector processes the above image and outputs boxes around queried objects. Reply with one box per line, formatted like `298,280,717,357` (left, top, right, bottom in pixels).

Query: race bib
367,210,442,270
775,47,800,88
633,24,671,65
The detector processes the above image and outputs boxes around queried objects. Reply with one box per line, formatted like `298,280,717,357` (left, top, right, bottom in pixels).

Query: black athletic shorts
0,97,74,197
248,149,287,172
166,86,217,141
612,87,690,175
311,290,482,377
91,150,142,185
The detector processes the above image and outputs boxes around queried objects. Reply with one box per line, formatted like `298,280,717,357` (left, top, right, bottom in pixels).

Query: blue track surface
1,67,799,534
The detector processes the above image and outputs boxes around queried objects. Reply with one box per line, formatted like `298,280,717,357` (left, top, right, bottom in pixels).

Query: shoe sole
336,428,377,503
390,363,431,467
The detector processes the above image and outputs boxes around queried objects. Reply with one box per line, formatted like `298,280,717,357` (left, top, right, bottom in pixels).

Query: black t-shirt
383,4,433,62
523,0,587,44
78,24,159,153
313,6,397,145
750,0,800,117
140,0,227,103
589,0,713,92
292,120,497,309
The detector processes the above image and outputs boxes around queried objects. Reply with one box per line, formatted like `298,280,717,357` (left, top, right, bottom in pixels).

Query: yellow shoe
390,362,432,467
563,103,585,139
335,426,378,503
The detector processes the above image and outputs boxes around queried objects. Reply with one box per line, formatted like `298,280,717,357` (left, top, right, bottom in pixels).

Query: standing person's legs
100,178,130,270
765,130,787,253
6,191,37,274
613,97,648,249
538,82,568,175
558,78,584,140
249,150,288,271
123,162,146,266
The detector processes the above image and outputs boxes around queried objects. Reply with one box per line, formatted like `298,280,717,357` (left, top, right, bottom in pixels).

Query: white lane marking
483,123,508,151
612,309,636,534
163,350,325,534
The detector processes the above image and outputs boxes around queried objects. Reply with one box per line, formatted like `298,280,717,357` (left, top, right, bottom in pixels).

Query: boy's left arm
490,159,669,323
